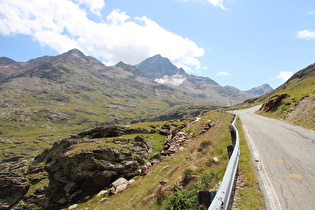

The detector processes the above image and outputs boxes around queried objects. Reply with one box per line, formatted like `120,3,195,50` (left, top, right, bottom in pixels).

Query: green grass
234,118,264,209
72,111,235,210
257,76,315,130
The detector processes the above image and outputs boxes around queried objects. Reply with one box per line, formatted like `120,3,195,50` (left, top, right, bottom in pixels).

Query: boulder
0,173,30,209
29,131,152,209
111,177,128,194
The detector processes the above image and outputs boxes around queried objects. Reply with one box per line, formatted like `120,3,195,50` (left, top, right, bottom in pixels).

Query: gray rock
0,173,30,209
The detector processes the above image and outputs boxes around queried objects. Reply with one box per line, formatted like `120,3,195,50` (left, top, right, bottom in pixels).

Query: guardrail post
198,190,216,209
227,145,234,158
229,125,236,145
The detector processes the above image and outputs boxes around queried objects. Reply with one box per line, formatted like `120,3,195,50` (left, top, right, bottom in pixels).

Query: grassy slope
257,75,315,130
0,87,176,162
71,111,263,210
233,118,264,209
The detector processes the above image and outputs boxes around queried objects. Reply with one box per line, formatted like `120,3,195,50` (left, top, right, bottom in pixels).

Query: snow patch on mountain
155,74,187,86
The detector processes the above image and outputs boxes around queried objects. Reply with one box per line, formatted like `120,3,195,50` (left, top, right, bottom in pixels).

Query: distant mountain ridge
224,84,273,97
136,54,272,97
0,49,273,117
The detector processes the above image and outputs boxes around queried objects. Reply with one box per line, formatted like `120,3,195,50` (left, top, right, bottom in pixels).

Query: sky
0,0,314,90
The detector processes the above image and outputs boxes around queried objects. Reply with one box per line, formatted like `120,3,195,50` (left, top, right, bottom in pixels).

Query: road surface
233,106,315,210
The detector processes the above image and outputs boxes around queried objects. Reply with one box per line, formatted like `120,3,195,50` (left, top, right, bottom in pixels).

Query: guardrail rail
199,115,240,210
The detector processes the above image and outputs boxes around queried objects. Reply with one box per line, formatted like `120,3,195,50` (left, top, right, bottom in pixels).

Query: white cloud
217,72,229,76
275,71,293,81
0,0,204,70
206,0,226,10
181,0,226,10
296,30,315,40
75,0,105,16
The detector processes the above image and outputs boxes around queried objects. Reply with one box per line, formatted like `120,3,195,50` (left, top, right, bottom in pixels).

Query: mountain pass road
233,106,315,210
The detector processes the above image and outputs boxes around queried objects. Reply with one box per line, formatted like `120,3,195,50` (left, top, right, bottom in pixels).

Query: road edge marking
242,124,283,210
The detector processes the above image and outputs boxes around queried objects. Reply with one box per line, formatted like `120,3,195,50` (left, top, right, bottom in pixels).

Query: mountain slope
244,83,273,97
136,54,188,79
258,63,315,130
136,54,250,105
224,84,273,97
0,49,196,123
1,49,228,165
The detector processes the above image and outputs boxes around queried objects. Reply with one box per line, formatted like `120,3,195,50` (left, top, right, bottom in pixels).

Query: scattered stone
212,157,219,163
99,197,109,203
68,203,78,209
128,179,136,186
159,180,168,185
189,165,198,171
111,177,128,194
162,166,169,170
97,190,108,197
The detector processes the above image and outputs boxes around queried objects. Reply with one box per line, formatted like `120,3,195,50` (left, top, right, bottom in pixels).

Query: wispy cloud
75,0,105,16
217,72,229,76
307,11,315,15
0,0,204,69
296,30,315,40
275,71,293,81
181,0,226,10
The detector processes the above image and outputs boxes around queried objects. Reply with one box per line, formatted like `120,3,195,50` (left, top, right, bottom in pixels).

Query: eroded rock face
259,94,290,112
27,126,153,209
0,173,30,209
76,125,155,138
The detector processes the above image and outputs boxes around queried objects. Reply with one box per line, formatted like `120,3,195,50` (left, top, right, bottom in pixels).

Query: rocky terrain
0,49,274,209
0,49,273,162
257,63,315,130
0,116,198,209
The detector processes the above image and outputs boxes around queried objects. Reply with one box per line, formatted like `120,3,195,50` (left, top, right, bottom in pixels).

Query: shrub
164,189,197,210
197,140,212,152
182,169,194,187
198,171,218,190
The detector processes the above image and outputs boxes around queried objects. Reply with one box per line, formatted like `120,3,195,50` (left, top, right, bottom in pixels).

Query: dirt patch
286,94,315,128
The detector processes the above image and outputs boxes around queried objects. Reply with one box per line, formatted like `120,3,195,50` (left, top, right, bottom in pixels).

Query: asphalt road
233,106,315,210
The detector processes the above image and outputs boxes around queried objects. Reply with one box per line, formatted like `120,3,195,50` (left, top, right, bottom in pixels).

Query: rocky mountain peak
0,57,17,65
245,83,273,97
62,48,86,58
136,54,187,79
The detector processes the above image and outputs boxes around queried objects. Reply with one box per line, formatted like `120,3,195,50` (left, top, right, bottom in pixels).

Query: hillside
0,49,221,164
0,49,267,209
0,111,263,210
257,63,315,130
0,49,277,163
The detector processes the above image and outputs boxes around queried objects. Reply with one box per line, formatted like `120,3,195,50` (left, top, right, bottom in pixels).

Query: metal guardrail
208,115,240,210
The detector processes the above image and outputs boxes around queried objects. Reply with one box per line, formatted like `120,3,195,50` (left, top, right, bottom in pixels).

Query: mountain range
0,49,272,128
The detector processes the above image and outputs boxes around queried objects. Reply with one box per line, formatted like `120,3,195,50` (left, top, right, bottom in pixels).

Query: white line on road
242,124,283,210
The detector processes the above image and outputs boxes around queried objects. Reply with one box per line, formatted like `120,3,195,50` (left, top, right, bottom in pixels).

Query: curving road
233,106,315,210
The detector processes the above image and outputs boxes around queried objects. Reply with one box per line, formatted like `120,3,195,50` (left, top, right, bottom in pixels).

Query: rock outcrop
259,94,290,112
25,125,154,209
0,172,30,209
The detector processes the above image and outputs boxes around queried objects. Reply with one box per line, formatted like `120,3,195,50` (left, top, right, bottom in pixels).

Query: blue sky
0,0,314,90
